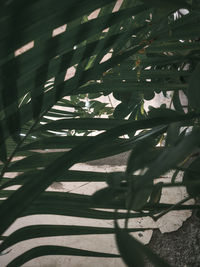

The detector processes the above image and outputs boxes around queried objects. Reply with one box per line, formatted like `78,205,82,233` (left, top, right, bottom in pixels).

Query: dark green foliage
183,156,200,197
0,0,200,266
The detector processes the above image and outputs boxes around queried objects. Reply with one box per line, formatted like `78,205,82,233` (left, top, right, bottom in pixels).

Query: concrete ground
1,161,194,267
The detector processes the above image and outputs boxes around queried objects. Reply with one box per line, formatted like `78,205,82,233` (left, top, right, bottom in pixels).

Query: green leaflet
126,136,159,175
149,182,163,204
34,118,124,132
0,225,152,253
1,60,21,143
188,63,200,112
0,123,7,163
141,0,189,10
165,122,181,146
147,41,200,53
172,91,185,114
0,170,124,190
115,221,145,267
114,102,132,119
6,245,120,267
73,82,188,95
137,129,200,189
183,156,200,197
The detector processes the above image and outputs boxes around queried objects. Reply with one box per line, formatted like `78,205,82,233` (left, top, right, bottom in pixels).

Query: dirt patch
146,211,200,267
